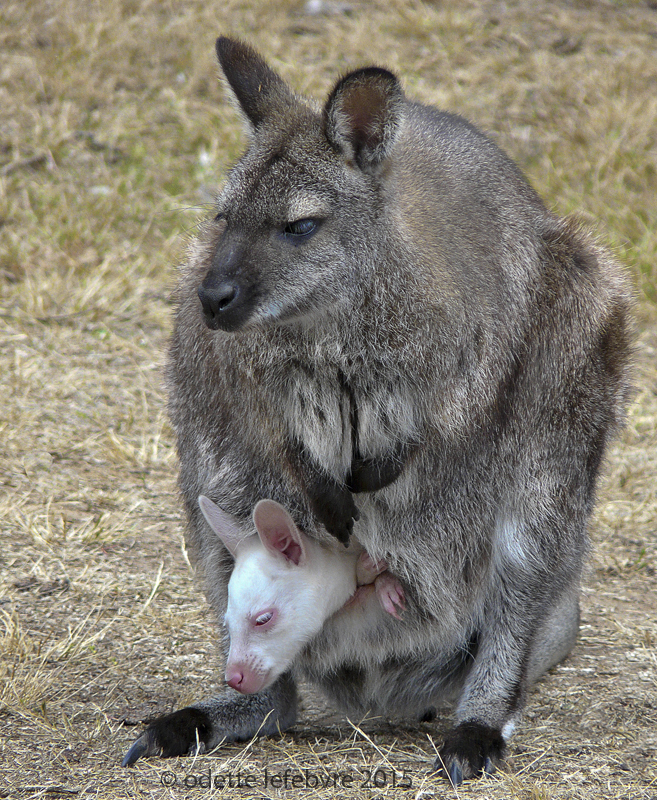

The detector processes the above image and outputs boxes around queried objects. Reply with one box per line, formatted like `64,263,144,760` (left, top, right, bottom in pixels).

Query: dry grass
1,1,656,798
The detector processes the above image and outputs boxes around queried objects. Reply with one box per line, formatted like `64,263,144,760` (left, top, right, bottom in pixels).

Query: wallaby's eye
281,218,319,242
254,611,274,627
214,211,225,222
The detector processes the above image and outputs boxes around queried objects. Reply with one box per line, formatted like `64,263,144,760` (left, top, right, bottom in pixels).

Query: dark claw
121,737,148,767
483,755,496,776
121,707,213,767
436,721,505,783
448,762,463,787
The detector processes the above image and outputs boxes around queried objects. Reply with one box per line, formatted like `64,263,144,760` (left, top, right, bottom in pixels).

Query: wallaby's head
197,36,406,332
198,495,358,694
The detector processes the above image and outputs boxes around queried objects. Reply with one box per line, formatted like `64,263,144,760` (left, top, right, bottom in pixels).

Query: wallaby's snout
225,663,264,694
197,241,259,331
197,274,243,330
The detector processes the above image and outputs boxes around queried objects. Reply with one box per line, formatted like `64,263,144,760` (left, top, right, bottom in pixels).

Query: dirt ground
1,1,656,798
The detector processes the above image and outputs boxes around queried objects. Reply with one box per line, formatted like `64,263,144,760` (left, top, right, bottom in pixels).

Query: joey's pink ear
198,496,244,558
252,499,306,566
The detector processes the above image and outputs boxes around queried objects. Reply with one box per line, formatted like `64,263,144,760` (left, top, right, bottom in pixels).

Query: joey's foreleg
356,552,406,619
122,672,297,766
374,573,406,619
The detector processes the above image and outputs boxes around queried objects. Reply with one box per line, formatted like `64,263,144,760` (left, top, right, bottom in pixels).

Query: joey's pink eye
255,611,273,626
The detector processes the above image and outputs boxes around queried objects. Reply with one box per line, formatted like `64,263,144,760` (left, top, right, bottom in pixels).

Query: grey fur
122,37,633,782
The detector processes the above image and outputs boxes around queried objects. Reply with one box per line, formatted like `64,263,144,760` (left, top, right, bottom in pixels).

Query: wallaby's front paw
434,721,505,786
122,708,213,766
348,456,403,493
311,485,360,545
348,440,412,493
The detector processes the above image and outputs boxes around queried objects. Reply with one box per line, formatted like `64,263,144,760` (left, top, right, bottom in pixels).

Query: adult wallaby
197,494,405,695
122,37,633,783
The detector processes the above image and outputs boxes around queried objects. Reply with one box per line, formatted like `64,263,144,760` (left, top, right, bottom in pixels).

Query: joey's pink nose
225,663,267,694
226,668,244,691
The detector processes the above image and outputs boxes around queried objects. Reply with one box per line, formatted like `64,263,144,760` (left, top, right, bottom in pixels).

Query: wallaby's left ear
216,36,297,131
253,499,306,566
324,67,405,171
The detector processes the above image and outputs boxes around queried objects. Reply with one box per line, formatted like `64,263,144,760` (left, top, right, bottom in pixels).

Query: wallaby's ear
198,495,244,557
252,499,306,567
324,67,405,171
216,36,296,130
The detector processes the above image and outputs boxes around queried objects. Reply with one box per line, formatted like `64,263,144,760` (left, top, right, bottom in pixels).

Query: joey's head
198,495,358,694
196,36,406,332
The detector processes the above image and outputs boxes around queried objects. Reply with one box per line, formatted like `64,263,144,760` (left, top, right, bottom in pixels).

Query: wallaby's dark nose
198,279,240,329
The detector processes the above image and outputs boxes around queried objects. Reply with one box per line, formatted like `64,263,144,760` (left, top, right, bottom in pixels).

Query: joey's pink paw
374,573,405,619
356,551,388,585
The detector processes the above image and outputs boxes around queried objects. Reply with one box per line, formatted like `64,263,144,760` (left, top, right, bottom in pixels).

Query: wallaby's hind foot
122,673,298,766
122,708,213,766
435,722,506,786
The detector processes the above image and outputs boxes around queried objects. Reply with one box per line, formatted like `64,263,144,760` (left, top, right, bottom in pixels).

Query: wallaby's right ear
198,495,244,558
324,67,405,172
216,36,296,131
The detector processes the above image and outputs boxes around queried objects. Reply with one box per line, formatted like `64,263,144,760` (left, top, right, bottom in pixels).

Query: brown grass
1,1,656,798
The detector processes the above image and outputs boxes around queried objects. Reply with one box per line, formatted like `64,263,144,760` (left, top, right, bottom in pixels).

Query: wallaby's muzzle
198,236,261,331
197,276,242,330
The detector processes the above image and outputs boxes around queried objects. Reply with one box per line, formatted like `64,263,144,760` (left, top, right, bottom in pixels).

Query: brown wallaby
122,37,633,784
